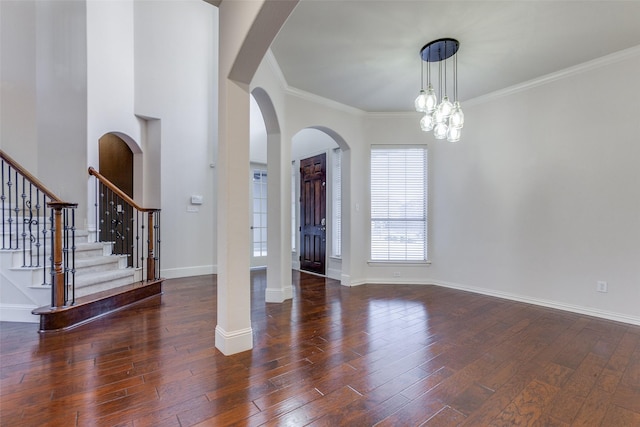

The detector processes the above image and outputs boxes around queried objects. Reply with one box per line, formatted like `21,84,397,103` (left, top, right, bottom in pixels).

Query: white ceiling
270,0,640,112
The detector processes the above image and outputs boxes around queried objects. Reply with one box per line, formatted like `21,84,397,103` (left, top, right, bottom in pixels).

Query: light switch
191,195,203,205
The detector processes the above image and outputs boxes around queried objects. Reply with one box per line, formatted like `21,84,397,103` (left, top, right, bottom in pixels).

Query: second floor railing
88,167,161,282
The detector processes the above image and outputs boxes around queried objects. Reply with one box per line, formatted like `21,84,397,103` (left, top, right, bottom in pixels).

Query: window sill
367,260,432,266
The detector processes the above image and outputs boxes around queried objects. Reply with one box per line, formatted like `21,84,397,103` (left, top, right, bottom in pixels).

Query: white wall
426,51,640,324
254,45,639,324
87,0,141,168
1,0,87,213
134,0,218,278
250,95,267,164
365,51,640,324
1,1,37,169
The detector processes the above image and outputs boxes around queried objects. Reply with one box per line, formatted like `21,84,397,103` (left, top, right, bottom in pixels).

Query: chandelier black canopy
414,38,464,142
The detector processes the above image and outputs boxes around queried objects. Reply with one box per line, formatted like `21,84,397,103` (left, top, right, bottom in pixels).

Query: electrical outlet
597,281,608,293
392,272,401,278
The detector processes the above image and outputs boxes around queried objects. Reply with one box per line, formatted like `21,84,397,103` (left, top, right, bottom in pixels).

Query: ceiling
269,0,640,113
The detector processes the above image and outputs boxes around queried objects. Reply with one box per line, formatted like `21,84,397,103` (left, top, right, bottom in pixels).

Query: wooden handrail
1,149,62,202
88,167,159,212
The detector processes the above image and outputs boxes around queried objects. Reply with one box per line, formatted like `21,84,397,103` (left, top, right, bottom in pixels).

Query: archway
97,133,141,266
292,127,350,282
250,87,294,303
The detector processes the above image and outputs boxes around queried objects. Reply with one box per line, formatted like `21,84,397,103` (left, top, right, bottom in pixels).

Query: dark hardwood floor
1,271,639,426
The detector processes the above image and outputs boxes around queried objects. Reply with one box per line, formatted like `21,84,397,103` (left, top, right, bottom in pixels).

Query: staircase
1,150,163,331
1,212,138,322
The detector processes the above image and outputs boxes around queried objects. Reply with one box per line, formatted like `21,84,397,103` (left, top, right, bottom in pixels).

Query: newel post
48,202,78,308
147,211,155,281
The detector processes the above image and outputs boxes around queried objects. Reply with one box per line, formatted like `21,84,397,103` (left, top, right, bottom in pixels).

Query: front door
300,153,326,275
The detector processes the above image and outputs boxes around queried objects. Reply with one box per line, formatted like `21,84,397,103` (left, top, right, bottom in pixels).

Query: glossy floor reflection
1,270,639,426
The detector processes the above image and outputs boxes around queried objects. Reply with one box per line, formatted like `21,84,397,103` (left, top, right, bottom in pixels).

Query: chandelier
414,38,464,142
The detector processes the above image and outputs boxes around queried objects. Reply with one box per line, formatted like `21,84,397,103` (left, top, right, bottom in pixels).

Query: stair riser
75,260,124,275
1,231,89,242
74,274,137,298
2,244,110,267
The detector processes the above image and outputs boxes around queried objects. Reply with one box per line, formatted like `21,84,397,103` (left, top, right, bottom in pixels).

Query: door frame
299,153,327,275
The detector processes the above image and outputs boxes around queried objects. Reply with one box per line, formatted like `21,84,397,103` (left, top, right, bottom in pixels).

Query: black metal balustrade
49,201,78,307
89,167,161,282
1,150,76,308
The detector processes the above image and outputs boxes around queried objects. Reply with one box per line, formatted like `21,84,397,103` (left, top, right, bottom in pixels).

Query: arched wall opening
291,126,350,282
250,88,280,269
96,131,147,203
250,87,294,302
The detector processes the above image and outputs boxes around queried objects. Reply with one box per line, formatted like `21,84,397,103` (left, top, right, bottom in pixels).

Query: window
332,148,342,258
291,162,296,251
252,169,267,257
370,146,427,261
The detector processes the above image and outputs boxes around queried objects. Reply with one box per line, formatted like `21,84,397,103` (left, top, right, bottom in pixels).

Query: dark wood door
300,153,326,275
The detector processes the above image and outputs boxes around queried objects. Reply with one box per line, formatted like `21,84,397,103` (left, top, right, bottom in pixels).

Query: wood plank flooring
1,271,639,426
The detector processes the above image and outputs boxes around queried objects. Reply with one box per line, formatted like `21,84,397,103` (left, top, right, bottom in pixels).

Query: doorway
299,153,326,275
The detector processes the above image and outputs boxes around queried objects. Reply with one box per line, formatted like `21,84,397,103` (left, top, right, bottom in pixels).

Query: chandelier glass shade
415,38,464,142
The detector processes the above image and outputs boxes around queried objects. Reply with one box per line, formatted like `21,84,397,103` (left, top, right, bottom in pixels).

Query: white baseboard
265,286,293,303
215,325,253,355
326,268,341,281
161,264,216,279
431,279,640,326
340,274,367,287
0,304,39,323
358,276,639,326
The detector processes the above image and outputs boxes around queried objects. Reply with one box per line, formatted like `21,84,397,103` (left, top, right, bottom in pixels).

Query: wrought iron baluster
155,211,161,279
41,191,49,285
70,208,76,305
12,169,17,250
135,210,140,269
1,160,6,250
21,176,27,266
34,188,41,268
141,214,146,281
49,208,55,307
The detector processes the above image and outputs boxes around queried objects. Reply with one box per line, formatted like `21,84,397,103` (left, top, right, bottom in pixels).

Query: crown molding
263,49,366,116
263,49,289,90
465,44,640,108
263,45,640,115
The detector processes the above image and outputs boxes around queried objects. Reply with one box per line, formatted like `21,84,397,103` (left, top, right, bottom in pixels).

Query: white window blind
332,148,342,258
370,146,427,261
252,169,268,257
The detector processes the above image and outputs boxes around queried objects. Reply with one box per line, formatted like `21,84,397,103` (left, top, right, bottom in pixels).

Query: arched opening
97,132,141,266
250,88,280,270
249,93,268,268
99,133,134,198
292,127,349,280
250,87,294,303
